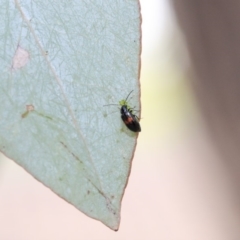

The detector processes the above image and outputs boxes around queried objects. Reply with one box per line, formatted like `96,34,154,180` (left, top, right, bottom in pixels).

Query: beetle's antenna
106,109,120,114
125,90,134,102
104,90,134,107
103,104,119,107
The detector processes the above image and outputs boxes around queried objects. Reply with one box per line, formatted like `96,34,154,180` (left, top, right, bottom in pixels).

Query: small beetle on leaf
104,90,141,133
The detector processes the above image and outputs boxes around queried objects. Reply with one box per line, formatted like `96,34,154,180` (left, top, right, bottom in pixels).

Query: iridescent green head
119,99,128,107
120,90,133,107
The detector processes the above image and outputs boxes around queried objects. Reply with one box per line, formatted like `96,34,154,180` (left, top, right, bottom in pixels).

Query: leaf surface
0,0,141,230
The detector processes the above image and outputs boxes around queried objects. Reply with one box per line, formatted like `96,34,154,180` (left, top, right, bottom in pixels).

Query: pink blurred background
1,0,240,239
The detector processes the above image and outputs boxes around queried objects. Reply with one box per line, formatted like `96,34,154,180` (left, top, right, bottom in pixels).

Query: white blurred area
1,0,240,239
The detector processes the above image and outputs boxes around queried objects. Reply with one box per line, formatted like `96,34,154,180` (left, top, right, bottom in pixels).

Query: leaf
0,0,141,230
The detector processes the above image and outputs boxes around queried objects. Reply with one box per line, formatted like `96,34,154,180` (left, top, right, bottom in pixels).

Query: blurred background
1,0,240,239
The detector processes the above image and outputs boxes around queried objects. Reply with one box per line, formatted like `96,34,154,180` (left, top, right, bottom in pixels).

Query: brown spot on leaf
26,104,34,112
22,104,35,118
12,46,30,70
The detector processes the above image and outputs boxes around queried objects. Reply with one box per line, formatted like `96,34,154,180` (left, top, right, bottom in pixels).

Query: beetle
104,90,141,132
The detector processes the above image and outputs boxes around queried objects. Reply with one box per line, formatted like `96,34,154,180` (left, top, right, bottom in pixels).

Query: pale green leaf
0,0,141,230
